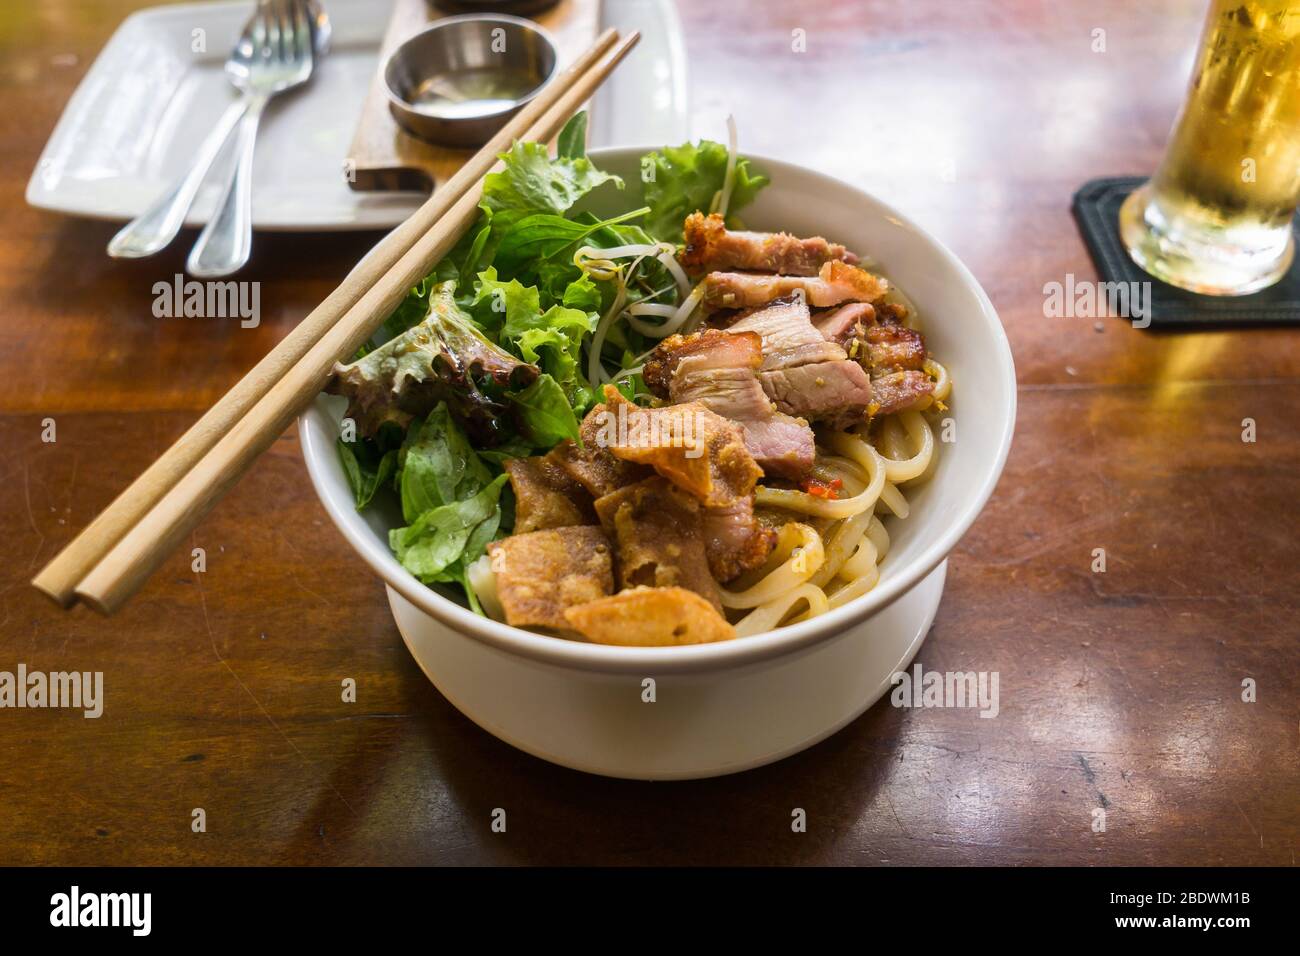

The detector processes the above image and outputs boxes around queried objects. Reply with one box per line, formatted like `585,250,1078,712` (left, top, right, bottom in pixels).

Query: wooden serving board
346,0,602,193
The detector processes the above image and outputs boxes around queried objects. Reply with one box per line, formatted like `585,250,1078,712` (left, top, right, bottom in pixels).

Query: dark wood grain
0,0,1296,866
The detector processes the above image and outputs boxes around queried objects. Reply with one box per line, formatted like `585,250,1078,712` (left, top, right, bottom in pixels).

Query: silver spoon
107,1,325,269
187,0,316,277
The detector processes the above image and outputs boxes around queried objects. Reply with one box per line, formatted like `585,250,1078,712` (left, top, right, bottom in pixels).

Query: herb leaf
398,404,493,524
493,206,650,281
338,440,397,511
556,111,588,160
508,373,581,447
389,474,509,583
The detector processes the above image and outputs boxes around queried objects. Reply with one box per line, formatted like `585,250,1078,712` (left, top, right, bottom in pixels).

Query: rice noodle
867,516,891,559
878,410,934,484
733,413,936,633
755,431,885,519
825,570,880,610
878,482,910,518
839,534,879,581
925,359,952,402
719,523,823,609
733,583,827,637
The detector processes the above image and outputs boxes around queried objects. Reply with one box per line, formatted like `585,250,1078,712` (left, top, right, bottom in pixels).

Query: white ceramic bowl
299,147,1016,779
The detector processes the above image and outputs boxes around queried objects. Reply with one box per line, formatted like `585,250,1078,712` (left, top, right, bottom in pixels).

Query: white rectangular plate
26,0,687,232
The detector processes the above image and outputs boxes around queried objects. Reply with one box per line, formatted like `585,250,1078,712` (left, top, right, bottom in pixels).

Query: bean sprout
712,115,739,218
656,247,691,298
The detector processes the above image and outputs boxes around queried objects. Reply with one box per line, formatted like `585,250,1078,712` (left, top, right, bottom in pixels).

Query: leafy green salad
328,113,768,612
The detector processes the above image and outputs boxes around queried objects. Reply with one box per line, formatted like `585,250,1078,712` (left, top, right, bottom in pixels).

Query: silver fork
108,2,322,268
187,0,316,277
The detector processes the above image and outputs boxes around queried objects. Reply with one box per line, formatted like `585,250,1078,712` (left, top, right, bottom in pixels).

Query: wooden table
2,0,1296,866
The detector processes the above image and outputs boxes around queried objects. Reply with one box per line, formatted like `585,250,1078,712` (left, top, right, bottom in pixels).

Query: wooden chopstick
69,31,641,615
32,27,622,609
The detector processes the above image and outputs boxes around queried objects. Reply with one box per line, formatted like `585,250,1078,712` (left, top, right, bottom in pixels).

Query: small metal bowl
428,1,561,14
384,14,558,148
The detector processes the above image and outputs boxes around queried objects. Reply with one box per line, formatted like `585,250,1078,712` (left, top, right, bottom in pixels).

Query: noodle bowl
300,144,1015,777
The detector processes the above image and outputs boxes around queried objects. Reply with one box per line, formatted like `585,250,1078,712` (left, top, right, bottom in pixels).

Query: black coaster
1072,176,1300,329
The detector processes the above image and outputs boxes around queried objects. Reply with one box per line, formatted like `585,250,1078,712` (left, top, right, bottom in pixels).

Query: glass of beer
1120,0,1300,296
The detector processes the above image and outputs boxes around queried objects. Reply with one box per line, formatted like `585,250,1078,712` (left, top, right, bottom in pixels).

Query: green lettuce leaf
387,405,509,593
470,266,600,412
640,139,769,241
456,210,495,289
504,302,594,349
511,305,598,412
468,267,540,338
327,280,537,441
561,273,602,313
483,141,623,217
382,278,434,341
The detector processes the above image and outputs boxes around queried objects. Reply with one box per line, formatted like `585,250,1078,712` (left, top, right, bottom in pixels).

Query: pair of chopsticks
33,28,640,615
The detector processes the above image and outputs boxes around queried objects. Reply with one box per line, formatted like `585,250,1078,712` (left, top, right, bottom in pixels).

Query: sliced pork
644,329,815,481
593,477,723,613
702,495,776,583
488,526,613,630
729,296,847,370
722,297,875,429
739,418,818,480
680,212,858,276
870,370,935,416
864,320,927,372
503,456,596,534
814,302,874,348
643,327,763,394
703,260,888,310
858,308,934,414
759,360,874,430
641,330,797,578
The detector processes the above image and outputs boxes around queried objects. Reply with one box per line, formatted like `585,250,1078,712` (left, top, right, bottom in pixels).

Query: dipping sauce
408,66,542,118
